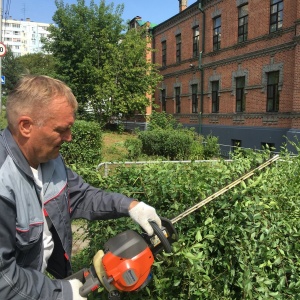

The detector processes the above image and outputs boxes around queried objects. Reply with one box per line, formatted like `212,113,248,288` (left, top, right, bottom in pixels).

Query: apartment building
147,0,299,153
2,17,51,57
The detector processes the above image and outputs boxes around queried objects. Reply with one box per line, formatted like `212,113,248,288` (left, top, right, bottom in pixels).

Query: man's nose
62,130,72,142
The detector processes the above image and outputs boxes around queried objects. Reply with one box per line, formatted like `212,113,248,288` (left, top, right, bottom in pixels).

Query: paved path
72,224,89,255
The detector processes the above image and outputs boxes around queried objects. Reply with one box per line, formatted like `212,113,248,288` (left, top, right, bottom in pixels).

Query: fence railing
97,159,233,177
97,143,282,177
218,143,280,158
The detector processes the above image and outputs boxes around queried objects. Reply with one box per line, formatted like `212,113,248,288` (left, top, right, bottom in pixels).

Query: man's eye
55,128,67,134
55,125,72,134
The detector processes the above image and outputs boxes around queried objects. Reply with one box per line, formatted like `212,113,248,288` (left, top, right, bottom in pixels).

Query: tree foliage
2,46,24,95
44,0,162,125
136,112,219,160
60,120,102,167
16,53,57,77
2,49,57,98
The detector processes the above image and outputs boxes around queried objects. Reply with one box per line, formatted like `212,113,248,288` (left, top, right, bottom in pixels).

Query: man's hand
128,201,162,235
69,279,87,300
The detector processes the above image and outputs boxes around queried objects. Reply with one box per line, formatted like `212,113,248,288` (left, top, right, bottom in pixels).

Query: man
0,75,162,299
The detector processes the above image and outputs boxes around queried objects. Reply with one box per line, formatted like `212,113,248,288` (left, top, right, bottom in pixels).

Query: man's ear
18,116,33,138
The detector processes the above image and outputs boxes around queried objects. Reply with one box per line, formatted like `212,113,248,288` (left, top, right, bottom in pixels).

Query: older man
0,75,161,300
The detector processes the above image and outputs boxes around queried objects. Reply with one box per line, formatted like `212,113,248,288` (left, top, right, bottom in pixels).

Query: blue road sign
1,76,5,84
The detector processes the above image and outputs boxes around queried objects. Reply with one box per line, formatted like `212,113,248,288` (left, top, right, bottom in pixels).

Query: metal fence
96,143,282,177
97,159,233,177
218,143,280,158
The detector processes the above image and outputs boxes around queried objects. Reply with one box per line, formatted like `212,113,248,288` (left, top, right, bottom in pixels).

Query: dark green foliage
60,120,102,166
189,138,205,160
2,46,25,95
44,0,162,125
138,112,220,160
73,148,300,299
147,111,181,130
2,48,57,97
203,134,221,158
16,53,57,77
138,128,194,160
124,138,142,160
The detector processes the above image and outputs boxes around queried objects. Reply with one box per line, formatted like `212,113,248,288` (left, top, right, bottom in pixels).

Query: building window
212,81,219,113
266,71,279,112
175,87,181,113
270,0,283,32
176,34,181,63
191,84,198,113
238,4,248,42
192,26,199,58
213,16,221,51
236,76,246,112
161,89,166,112
261,142,275,151
162,41,167,67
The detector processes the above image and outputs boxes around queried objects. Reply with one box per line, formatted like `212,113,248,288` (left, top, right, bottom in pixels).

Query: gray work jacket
0,128,134,299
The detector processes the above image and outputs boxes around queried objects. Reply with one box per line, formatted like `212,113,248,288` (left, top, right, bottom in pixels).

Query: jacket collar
3,127,59,193
3,127,34,178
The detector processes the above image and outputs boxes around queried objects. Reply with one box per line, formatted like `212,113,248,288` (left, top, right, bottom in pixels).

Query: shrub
60,120,102,167
189,139,205,160
124,138,142,160
147,111,181,131
203,134,220,158
140,112,220,161
138,128,194,160
72,148,300,300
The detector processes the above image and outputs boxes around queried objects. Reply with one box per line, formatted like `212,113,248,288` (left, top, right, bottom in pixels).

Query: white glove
69,279,87,300
129,201,162,235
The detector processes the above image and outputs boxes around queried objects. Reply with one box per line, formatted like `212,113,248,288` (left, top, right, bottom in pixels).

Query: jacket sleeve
66,168,135,220
0,195,73,300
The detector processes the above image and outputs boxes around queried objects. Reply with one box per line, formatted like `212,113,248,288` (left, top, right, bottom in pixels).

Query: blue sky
6,0,197,25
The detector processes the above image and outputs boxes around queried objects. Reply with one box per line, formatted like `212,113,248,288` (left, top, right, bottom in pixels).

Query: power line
4,0,12,20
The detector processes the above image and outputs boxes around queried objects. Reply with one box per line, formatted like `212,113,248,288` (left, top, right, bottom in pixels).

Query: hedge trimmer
68,154,279,299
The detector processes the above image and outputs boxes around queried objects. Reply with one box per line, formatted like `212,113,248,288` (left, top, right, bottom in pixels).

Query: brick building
149,0,300,153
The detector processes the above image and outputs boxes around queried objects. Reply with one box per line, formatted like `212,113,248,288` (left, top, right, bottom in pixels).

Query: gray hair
6,75,78,131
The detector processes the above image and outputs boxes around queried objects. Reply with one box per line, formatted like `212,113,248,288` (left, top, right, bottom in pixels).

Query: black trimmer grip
144,217,178,255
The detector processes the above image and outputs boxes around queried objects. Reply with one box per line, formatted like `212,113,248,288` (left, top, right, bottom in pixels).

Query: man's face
29,96,75,166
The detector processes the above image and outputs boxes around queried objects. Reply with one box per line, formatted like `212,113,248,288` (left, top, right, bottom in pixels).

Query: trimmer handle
143,217,178,255
66,267,101,297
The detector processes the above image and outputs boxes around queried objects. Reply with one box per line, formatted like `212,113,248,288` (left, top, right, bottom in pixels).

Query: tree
1,46,24,95
43,0,162,125
16,53,57,77
1,50,57,99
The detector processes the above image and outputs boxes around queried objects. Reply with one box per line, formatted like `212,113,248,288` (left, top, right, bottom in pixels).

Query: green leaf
204,217,213,225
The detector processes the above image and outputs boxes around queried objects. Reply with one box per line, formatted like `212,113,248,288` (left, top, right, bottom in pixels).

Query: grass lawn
102,131,136,162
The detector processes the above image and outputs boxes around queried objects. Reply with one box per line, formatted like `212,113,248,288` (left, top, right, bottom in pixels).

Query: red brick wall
152,0,299,131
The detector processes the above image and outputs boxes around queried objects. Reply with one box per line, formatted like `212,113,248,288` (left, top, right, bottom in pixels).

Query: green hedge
138,128,194,160
71,148,300,299
60,120,102,167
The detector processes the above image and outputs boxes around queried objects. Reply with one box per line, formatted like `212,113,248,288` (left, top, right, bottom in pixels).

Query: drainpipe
198,0,205,135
